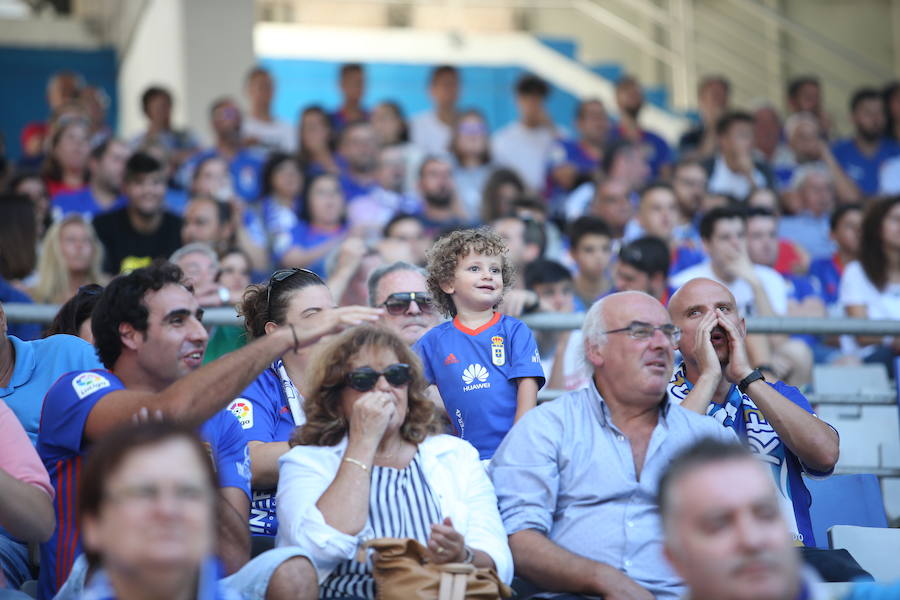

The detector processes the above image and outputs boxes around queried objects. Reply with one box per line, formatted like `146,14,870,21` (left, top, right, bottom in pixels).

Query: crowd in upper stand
1,61,900,600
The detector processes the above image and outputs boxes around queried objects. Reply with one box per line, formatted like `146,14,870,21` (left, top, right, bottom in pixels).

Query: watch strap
738,368,765,394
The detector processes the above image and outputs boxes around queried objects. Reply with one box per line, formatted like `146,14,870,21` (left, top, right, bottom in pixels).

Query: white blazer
275,434,514,584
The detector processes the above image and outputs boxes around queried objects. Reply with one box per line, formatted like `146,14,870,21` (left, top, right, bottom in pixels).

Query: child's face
571,234,612,278
441,251,504,313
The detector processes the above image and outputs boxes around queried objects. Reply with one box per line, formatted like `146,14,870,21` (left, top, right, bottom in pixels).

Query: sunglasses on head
381,292,434,316
346,363,412,392
266,268,319,317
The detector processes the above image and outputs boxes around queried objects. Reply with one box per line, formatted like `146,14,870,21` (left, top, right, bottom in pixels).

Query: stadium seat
806,474,889,549
828,525,900,582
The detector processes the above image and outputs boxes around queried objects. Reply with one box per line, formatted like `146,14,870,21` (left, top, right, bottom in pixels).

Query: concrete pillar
118,0,255,144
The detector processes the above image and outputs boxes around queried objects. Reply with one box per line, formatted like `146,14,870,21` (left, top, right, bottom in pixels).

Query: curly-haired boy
413,227,545,460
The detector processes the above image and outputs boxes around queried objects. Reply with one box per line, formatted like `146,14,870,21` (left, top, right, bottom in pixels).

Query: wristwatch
738,368,766,394
462,546,475,564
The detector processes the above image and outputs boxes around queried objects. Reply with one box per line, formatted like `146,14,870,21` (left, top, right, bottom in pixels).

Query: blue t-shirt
230,363,299,536
180,149,265,201
51,188,127,220
271,220,346,276
0,275,41,340
612,126,672,178
546,138,602,199
1,334,101,443
414,313,545,459
830,138,900,196
667,363,834,547
36,370,250,600
809,254,844,308
339,173,378,203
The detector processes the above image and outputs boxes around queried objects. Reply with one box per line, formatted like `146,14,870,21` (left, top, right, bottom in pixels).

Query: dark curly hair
290,325,438,447
91,261,186,368
44,283,104,338
425,227,513,317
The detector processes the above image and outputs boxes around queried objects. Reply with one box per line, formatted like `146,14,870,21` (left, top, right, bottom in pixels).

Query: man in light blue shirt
0,301,102,442
489,291,736,600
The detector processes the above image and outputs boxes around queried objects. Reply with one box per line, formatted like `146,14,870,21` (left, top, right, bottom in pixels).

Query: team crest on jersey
228,399,254,429
71,372,111,399
490,336,505,366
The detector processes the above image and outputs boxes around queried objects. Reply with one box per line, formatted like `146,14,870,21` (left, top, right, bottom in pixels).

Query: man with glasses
666,278,839,553
489,291,735,600
368,261,441,346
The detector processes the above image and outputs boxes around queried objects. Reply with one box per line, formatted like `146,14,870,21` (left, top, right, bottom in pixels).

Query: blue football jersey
414,314,545,460
230,363,300,536
37,370,250,599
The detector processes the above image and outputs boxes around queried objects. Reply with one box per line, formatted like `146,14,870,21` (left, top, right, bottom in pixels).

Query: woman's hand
347,391,396,447
426,517,467,564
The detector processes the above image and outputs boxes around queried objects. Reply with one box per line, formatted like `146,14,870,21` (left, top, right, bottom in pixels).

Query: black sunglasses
346,363,412,392
266,268,320,318
381,292,434,316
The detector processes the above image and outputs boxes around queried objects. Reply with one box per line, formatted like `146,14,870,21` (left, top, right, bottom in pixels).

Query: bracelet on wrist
343,457,369,473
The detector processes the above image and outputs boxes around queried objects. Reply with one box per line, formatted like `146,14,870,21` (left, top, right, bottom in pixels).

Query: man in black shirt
94,152,183,275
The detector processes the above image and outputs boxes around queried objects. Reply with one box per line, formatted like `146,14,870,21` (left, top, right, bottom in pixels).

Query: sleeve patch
227,399,254,429
71,372,111,399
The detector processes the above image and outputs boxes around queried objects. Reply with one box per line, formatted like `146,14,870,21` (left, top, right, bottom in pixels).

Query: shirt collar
587,375,672,428
7,336,35,390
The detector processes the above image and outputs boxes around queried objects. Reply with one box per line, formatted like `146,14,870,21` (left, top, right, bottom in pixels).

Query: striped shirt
321,451,442,599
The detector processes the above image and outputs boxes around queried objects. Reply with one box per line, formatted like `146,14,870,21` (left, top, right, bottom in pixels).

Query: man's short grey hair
582,290,664,357
783,111,819,139
367,261,428,307
169,242,219,270
789,163,831,191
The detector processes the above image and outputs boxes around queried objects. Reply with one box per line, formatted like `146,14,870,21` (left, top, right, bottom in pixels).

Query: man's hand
499,289,539,317
718,313,754,385
592,565,654,600
693,309,724,382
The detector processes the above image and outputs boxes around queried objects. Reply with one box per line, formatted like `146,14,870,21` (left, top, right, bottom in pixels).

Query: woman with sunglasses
235,268,381,540
275,325,512,599
450,109,493,222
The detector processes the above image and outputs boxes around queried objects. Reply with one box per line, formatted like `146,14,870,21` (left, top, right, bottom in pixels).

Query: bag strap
438,563,476,600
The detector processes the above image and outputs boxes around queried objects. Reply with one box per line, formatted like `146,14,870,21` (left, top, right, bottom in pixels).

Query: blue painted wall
260,57,581,135
0,46,117,161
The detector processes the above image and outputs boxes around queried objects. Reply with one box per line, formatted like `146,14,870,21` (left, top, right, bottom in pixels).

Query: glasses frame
345,363,412,392
601,321,681,344
380,292,434,316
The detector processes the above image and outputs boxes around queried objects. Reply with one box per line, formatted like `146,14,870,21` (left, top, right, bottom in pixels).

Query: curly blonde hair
290,325,439,447
425,227,514,317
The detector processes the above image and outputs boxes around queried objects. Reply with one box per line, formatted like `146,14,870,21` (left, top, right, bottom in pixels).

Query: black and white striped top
321,451,443,599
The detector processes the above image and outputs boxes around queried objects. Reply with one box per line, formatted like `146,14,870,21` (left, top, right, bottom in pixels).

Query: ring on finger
436,547,445,554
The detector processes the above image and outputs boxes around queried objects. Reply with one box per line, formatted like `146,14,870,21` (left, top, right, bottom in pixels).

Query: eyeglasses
601,321,681,344
105,482,211,507
381,292,434,316
267,268,320,318
346,363,412,392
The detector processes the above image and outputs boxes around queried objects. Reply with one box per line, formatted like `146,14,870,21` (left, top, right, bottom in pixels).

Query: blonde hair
31,215,107,304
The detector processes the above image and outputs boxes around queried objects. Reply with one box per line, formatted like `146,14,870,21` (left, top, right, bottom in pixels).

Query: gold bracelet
343,457,369,473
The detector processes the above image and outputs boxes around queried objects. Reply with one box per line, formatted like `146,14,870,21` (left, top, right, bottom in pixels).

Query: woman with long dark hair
838,196,900,373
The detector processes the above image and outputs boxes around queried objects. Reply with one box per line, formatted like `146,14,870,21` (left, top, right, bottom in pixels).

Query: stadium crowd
0,63,899,600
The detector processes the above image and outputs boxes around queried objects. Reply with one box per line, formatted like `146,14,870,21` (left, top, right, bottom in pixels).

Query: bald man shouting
666,277,838,551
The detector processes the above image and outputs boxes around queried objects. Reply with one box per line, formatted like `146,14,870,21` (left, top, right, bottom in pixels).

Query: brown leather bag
359,537,512,600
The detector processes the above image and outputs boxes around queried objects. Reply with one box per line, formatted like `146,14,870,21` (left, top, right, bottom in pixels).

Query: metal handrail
6,302,900,336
